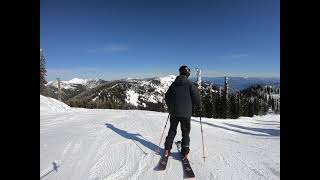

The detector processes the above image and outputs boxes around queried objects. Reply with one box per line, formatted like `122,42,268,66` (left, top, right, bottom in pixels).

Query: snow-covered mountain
45,75,178,107
45,78,107,102
67,78,89,84
68,75,177,109
43,75,280,117
124,75,176,106
40,95,280,180
47,78,105,90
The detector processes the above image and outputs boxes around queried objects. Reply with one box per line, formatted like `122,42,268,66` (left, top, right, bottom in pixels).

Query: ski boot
164,149,171,157
182,153,189,161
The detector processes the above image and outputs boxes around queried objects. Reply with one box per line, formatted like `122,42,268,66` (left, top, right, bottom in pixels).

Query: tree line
192,84,280,119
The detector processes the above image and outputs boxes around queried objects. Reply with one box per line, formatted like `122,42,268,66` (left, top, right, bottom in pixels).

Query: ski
175,141,195,178
155,153,170,171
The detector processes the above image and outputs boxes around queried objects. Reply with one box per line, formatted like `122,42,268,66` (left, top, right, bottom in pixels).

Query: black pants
164,116,191,155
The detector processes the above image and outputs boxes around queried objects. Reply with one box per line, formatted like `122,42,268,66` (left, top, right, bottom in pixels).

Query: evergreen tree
221,91,229,118
248,99,254,117
237,94,242,117
193,88,204,117
253,98,260,115
40,49,47,94
203,88,213,118
234,93,240,118
211,91,217,118
229,94,237,119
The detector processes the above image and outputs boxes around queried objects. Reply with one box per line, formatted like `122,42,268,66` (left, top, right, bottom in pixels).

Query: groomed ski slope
40,95,280,180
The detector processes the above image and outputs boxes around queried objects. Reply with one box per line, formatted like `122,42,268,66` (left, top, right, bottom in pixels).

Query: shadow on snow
105,123,183,164
191,119,279,137
223,123,280,136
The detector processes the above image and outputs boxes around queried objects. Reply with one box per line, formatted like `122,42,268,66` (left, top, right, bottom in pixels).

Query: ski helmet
179,65,191,77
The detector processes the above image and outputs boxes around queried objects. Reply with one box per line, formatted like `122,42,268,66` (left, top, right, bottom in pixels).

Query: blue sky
40,0,279,81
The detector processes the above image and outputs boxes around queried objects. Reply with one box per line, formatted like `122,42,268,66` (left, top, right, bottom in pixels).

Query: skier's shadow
105,123,165,155
105,123,182,171
40,162,59,179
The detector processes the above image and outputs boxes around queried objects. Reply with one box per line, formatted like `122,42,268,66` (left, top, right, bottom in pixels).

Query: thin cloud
46,67,177,81
46,67,100,81
88,44,128,53
46,67,279,81
220,53,249,59
203,69,279,78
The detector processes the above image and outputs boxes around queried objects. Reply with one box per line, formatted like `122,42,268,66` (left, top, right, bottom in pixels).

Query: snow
47,78,93,90
47,78,88,86
47,81,77,90
67,78,88,84
152,75,176,96
40,95,72,114
125,90,140,106
124,75,175,105
92,96,98,102
158,75,176,88
41,98,280,180
271,94,280,99
147,94,158,103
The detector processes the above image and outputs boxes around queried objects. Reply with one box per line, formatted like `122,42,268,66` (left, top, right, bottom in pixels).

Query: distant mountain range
47,78,106,90
45,75,177,107
190,77,280,91
45,76,280,107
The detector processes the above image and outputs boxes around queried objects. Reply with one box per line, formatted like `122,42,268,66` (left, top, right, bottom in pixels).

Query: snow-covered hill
40,96,280,180
40,95,72,114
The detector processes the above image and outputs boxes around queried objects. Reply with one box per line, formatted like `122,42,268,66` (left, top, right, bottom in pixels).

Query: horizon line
46,75,280,82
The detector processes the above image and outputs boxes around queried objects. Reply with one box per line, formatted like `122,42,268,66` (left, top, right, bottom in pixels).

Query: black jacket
165,75,201,118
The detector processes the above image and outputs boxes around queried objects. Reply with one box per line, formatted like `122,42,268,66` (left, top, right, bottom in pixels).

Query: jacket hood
174,75,189,86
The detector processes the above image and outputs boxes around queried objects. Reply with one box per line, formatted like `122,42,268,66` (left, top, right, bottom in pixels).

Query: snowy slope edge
40,95,72,113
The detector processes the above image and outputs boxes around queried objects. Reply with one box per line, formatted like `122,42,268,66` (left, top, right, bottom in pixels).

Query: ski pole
157,114,170,154
131,139,148,155
199,106,206,162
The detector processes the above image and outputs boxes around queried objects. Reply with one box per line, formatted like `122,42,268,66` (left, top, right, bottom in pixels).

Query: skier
163,65,201,160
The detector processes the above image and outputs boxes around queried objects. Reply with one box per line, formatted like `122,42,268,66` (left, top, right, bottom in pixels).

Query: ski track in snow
41,96,279,180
